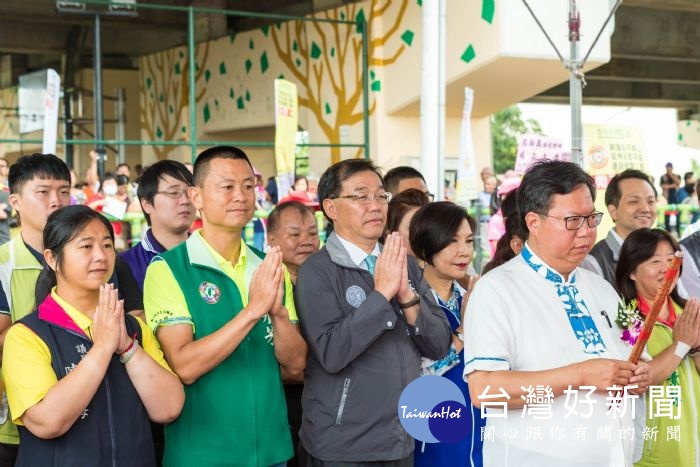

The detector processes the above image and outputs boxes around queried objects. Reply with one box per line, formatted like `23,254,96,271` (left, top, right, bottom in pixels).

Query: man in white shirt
463,161,651,467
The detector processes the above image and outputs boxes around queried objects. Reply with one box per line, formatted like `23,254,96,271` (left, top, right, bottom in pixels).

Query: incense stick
628,251,683,364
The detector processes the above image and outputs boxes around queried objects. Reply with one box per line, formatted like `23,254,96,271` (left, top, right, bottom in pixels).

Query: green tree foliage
491,105,544,174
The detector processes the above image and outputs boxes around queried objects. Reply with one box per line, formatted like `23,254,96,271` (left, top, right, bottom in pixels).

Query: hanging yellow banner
274,79,298,195
584,124,648,190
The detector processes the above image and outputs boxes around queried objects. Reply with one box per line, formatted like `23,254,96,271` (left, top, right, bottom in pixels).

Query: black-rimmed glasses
545,211,604,230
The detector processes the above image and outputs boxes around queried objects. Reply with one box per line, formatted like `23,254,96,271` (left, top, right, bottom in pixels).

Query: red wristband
118,332,138,355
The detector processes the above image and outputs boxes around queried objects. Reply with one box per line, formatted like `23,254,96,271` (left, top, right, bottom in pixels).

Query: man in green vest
144,146,307,467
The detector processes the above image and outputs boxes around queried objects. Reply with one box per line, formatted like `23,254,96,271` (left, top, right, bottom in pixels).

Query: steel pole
569,0,583,167
93,14,105,178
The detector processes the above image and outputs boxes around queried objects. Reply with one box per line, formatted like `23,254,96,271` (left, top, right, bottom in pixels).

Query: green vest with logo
156,237,292,466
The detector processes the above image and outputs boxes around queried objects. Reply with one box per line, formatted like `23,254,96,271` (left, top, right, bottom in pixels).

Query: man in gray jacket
294,159,451,466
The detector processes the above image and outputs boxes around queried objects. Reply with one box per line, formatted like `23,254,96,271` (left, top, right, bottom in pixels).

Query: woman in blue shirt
409,201,484,467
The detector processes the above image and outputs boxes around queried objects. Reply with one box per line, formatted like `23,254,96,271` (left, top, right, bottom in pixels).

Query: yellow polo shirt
3,290,171,425
144,231,297,333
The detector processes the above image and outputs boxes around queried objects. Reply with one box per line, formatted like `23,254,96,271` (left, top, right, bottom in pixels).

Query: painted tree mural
271,0,409,162
140,42,210,160
0,88,19,157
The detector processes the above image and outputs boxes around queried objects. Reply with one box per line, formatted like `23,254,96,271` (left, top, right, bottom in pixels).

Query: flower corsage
615,298,643,346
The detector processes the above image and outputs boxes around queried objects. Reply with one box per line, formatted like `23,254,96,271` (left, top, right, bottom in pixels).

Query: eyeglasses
334,191,393,204
545,211,604,230
425,192,435,202
156,188,189,199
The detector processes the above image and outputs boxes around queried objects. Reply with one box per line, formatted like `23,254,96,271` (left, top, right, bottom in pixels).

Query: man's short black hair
193,146,253,187
684,171,695,183
383,166,425,195
267,201,315,234
8,153,71,194
137,160,193,226
409,201,476,265
517,160,596,232
318,159,383,223
604,169,657,207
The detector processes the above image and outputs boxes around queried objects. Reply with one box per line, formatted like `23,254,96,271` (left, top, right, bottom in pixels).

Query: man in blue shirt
121,160,195,290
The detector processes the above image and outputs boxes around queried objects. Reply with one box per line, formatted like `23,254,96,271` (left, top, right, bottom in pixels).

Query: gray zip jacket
294,232,452,462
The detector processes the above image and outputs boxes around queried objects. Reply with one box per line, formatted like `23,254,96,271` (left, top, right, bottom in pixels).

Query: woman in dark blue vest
409,202,485,467
3,205,184,467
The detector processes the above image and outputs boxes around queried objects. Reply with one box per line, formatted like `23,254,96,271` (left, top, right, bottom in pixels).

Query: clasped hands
248,246,287,320
374,232,415,305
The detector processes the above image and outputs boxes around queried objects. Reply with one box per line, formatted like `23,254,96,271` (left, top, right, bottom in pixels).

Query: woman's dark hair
482,212,529,274
382,189,430,243
116,174,129,186
409,202,476,265
615,228,685,307
35,206,115,307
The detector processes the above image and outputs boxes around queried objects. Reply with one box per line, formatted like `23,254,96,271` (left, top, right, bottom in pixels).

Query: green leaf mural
401,30,414,46
371,81,381,92
174,63,181,75
156,126,163,138
146,77,152,89
249,38,254,50
237,97,245,109
482,0,495,24
461,44,476,63
219,62,227,74
355,9,366,34
204,70,211,82
311,42,322,60
229,87,234,99
181,126,187,133
245,59,252,74
261,25,269,36
260,52,269,74
245,91,250,102
203,103,211,123
325,102,331,115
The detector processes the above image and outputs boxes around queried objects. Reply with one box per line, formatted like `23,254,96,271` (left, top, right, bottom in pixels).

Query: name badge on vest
199,281,221,304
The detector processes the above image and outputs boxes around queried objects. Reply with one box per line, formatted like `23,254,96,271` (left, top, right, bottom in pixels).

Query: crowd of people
0,147,697,467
